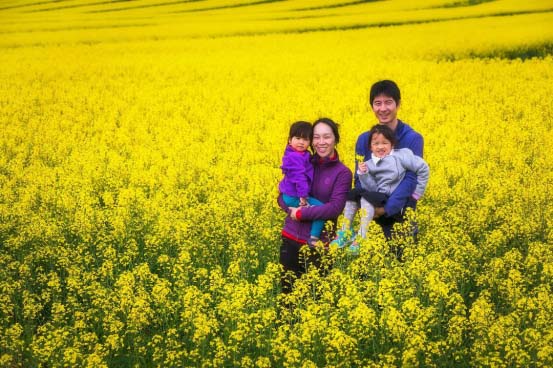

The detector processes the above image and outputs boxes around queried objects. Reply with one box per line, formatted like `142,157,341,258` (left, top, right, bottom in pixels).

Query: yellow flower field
1,0,552,366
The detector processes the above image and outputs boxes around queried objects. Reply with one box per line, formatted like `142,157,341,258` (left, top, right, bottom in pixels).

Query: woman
278,118,352,293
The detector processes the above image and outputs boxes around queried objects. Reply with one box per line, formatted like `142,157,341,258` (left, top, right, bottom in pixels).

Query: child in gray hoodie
332,124,429,252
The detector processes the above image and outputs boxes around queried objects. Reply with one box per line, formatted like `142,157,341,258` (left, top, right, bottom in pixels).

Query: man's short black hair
370,80,401,105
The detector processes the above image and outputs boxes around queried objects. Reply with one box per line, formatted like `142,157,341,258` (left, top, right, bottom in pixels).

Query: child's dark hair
313,117,340,144
369,124,397,147
370,80,401,106
288,121,313,141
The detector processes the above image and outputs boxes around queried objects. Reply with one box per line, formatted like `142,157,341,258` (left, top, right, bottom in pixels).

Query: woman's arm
276,193,291,215
298,168,352,221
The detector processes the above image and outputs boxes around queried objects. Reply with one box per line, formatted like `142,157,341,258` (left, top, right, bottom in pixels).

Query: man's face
372,94,399,126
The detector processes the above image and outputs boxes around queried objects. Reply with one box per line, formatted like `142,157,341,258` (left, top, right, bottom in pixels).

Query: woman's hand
289,207,299,220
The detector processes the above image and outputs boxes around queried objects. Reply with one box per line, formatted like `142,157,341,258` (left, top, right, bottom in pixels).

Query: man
354,80,424,240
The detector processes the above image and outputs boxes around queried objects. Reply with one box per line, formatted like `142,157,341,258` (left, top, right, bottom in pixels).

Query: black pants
346,186,389,207
348,187,394,238
375,197,418,239
279,236,322,294
349,188,417,261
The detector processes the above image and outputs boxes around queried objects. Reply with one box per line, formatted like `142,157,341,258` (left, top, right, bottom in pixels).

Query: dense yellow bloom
1,0,552,366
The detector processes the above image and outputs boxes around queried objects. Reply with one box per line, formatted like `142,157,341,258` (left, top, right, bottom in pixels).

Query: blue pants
282,194,325,238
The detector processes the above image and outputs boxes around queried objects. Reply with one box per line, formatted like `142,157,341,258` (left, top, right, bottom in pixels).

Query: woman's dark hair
312,117,340,144
370,80,401,106
288,121,313,141
369,124,397,147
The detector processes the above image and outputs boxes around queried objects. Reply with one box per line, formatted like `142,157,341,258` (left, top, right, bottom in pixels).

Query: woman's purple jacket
278,151,352,243
278,145,314,198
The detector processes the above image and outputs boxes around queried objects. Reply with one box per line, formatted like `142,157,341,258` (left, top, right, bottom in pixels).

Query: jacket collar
313,150,339,165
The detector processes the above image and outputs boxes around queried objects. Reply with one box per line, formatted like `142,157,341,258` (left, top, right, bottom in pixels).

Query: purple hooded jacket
278,145,314,198
278,151,352,243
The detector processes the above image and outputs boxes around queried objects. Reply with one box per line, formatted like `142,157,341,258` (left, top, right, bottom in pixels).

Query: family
277,80,429,293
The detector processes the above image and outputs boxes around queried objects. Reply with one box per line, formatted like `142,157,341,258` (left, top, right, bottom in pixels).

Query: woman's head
287,121,312,152
312,118,340,158
369,124,396,158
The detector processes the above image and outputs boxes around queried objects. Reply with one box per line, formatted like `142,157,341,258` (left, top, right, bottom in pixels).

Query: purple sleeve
277,193,290,215
282,152,311,198
299,168,352,221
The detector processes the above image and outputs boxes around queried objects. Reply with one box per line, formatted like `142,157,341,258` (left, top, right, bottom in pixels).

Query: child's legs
283,194,324,239
359,198,375,239
341,200,359,231
306,196,325,238
340,187,365,232
282,194,300,207
306,196,324,206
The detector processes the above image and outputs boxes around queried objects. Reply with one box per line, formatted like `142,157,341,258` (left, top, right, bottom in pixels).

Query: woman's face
312,123,336,158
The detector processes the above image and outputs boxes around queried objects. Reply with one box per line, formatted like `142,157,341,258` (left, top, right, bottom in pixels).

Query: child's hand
299,197,308,206
358,161,368,174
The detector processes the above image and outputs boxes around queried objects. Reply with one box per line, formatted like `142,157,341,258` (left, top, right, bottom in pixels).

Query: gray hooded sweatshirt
358,148,430,200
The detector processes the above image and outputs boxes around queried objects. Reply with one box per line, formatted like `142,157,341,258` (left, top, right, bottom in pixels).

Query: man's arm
354,133,370,188
383,133,424,216
398,149,430,200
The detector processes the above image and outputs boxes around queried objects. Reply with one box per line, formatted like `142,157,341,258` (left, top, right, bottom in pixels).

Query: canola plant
1,0,553,366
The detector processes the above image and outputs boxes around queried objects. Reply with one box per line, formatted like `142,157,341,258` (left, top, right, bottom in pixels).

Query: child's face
370,133,393,158
289,136,310,152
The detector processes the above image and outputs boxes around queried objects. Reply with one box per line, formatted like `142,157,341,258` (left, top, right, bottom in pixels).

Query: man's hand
373,207,386,218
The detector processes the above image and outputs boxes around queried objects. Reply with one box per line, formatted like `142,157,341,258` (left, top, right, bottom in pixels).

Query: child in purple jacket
278,121,324,247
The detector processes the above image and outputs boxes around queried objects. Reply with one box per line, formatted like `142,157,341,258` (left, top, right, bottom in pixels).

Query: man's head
370,80,401,106
370,80,401,129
